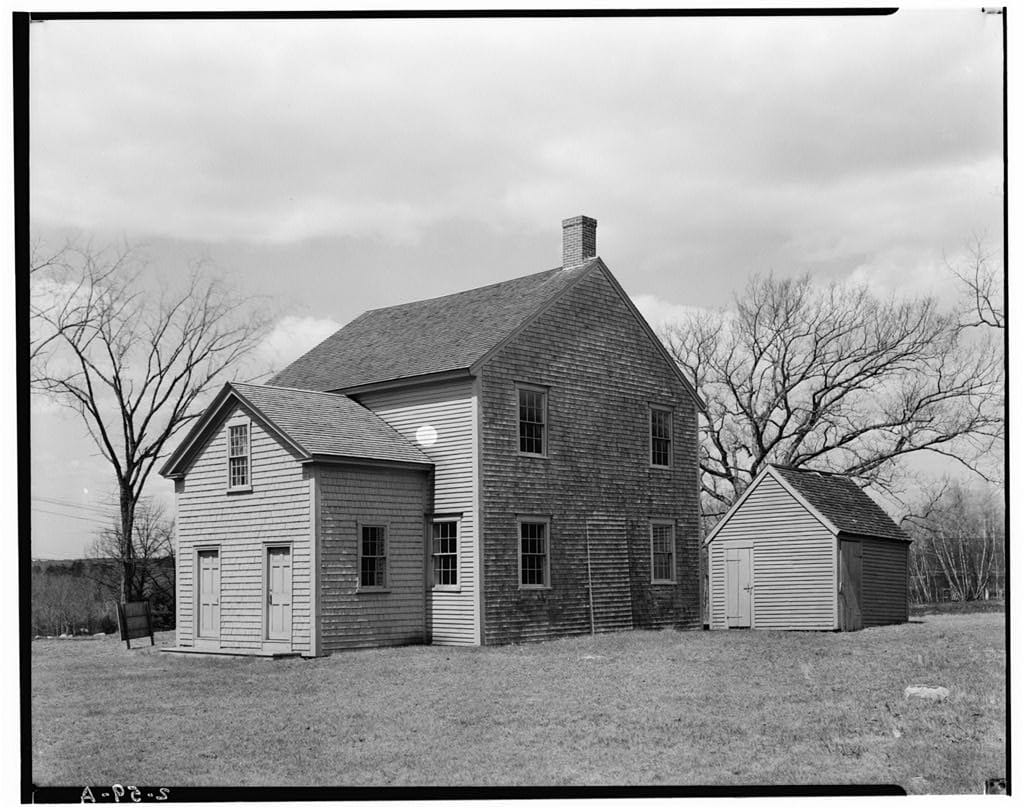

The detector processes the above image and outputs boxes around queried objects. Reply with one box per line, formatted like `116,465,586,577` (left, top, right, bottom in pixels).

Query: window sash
520,521,548,587
228,423,250,487
519,388,547,455
360,525,387,588
432,520,458,587
652,523,675,582
650,409,672,467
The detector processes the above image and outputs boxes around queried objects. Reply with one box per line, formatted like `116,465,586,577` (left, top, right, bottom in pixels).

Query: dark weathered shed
705,465,911,631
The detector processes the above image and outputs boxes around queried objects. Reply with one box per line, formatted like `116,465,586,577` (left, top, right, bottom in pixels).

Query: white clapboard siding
176,403,312,653
860,537,909,626
357,380,479,645
708,474,836,630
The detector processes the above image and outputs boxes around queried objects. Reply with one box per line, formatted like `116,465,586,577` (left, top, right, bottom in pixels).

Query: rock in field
904,685,949,701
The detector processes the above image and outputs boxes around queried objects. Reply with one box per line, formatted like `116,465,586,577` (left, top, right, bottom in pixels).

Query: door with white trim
266,546,292,642
725,546,753,628
197,549,220,641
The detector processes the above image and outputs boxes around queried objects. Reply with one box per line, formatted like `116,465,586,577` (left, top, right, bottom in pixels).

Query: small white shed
705,465,910,631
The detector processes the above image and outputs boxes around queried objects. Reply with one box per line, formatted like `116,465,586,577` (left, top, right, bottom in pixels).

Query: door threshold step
161,646,302,659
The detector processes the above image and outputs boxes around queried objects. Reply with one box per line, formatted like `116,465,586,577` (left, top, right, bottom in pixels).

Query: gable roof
268,259,702,405
270,261,598,391
770,465,908,541
704,464,908,545
159,382,432,478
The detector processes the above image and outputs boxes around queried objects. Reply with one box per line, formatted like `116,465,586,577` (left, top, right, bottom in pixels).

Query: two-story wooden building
160,216,704,655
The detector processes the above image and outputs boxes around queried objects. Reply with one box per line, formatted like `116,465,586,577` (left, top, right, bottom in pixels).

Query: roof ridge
356,262,586,316
233,380,351,398
771,463,842,476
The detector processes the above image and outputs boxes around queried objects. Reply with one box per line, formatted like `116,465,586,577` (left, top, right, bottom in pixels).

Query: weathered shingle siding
478,268,701,645
317,464,430,651
175,404,312,652
855,534,910,626
708,474,836,630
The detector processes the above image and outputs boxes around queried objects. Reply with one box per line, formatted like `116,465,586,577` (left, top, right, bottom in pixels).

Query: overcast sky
28,9,1004,557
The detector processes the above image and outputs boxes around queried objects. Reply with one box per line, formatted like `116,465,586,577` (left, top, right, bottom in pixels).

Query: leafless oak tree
663,273,1003,521
949,235,1004,331
31,238,273,600
88,498,175,608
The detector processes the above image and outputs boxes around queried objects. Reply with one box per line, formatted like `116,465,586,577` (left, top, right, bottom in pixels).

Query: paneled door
266,546,292,641
197,549,220,640
839,540,863,631
725,546,753,628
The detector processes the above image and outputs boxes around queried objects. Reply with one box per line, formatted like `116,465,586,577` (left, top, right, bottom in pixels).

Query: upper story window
518,385,548,456
360,524,388,589
650,406,672,468
651,521,676,584
519,518,550,588
432,519,459,588
227,420,251,490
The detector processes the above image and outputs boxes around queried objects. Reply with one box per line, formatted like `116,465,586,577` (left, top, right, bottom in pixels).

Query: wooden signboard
116,601,155,649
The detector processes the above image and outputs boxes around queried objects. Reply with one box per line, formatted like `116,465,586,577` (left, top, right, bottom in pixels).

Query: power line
31,507,110,524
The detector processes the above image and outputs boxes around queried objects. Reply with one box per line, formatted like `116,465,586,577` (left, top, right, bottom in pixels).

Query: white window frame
649,405,673,469
517,516,551,590
431,516,461,591
517,383,549,458
358,522,389,591
650,520,676,584
226,415,252,492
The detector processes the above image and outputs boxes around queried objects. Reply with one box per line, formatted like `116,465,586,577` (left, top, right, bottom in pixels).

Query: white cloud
256,315,342,374
631,293,711,334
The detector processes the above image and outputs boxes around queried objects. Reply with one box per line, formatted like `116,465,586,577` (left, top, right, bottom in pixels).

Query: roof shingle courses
269,261,598,391
232,382,431,466
771,465,907,541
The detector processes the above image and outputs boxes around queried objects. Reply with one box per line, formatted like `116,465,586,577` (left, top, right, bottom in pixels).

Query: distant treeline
31,557,174,637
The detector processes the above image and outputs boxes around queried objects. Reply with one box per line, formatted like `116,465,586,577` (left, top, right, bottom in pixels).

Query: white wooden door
266,546,292,641
197,549,220,639
726,546,753,628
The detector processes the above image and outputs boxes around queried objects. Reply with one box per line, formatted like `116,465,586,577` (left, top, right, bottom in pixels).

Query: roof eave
338,368,475,397
305,454,434,471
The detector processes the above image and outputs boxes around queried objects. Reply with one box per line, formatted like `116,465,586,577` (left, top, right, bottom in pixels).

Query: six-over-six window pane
650,408,672,467
520,521,548,587
228,423,249,487
432,520,458,587
519,387,547,455
360,525,387,588
651,522,675,583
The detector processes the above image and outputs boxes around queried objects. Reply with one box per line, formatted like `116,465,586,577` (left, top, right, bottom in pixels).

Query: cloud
631,293,711,334
255,315,343,375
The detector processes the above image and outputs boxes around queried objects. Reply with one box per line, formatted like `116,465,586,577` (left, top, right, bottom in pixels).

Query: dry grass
31,613,1005,793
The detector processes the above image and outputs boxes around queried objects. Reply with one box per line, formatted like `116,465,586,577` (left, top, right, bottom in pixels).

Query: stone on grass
904,685,949,701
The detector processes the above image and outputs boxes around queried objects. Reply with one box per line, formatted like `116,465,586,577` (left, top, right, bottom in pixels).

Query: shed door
839,540,863,631
266,546,292,641
725,546,753,628
197,549,220,639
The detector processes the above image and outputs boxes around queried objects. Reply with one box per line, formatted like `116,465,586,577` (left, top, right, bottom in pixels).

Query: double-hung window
518,385,548,456
227,419,251,490
360,525,387,589
650,406,672,468
651,521,676,584
432,519,459,588
519,518,550,588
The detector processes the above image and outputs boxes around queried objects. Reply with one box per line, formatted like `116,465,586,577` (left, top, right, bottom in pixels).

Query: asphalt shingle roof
771,465,907,541
269,261,599,391
232,382,431,466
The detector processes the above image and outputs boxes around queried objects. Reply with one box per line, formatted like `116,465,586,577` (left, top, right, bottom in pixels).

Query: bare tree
949,235,1004,330
88,498,175,608
663,273,1003,521
31,237,273,601
901,480,1004,603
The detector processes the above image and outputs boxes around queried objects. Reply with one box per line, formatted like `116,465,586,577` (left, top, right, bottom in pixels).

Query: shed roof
770,465,908,541
269,261,598,391
704,464,909,545
159,382,432,478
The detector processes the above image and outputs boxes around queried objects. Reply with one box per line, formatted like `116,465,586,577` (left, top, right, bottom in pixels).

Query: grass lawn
31,613,1005,793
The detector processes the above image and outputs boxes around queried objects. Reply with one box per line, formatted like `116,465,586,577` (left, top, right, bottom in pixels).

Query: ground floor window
360,525,387,588
651,521,676,583
432,519,459,587
519,518,550,588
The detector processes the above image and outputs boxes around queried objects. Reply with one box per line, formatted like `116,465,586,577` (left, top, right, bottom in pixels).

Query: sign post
116,601,155,649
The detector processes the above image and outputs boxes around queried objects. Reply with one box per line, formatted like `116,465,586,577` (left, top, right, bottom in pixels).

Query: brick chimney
561,215,597,268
